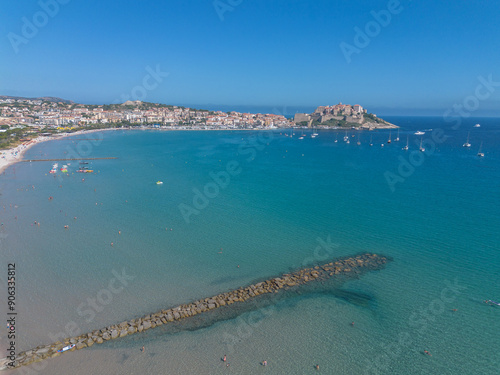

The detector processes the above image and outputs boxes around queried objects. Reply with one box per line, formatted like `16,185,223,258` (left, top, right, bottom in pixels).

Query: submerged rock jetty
0,253,389,371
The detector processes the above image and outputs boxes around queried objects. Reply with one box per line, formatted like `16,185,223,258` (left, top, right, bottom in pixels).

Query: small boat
395,129,400,142
79,161,89,165
346,138,350,144
334,133,338,143
419,138,425,152
381,143,384,147
474,124,481,128
369,135,373,146
156,181,163,185
387,131,392,143
356,134,361,145
463,131,471,147
57,344,75,353
298,136,304,140
77,168,93,173
343,131,348,142
60,165,68,173
485,300,500,306
477,142,484,157
311,127,318,138
403,135,409,151
49,163,57,173
415,131,425,135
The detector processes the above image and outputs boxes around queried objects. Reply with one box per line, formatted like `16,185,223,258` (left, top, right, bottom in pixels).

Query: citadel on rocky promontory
294,103,397,129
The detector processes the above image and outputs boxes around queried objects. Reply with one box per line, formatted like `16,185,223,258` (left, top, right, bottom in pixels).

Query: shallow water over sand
1,117,499,374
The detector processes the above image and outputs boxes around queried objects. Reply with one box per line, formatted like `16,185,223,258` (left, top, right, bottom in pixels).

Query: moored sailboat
403,135,409,150
477,141,484,157
419,137,425,152
463,131,471,147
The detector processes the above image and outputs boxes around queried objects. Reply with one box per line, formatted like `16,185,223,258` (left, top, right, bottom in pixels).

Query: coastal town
0,97,397,172
0,97,291,132
0,97,394,138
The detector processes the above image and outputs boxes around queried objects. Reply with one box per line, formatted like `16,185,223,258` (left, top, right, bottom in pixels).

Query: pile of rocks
0,253,388,371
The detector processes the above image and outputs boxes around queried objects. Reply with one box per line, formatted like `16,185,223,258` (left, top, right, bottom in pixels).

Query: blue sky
1,0,500,115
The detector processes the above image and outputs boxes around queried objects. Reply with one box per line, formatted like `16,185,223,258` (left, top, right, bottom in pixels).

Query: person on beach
315,364,320,370
262,360,267,366
222,355,226,362
141,346,145,352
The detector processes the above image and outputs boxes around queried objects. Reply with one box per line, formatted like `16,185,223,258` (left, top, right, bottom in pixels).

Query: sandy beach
0,137,50,174
0,129,122,174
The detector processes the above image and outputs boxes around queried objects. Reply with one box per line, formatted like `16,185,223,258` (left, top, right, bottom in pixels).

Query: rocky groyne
0,253,389,371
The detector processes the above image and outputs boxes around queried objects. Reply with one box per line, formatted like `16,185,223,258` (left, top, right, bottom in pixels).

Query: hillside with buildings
0,98,290,129
0,98,292,148
294,104,397,129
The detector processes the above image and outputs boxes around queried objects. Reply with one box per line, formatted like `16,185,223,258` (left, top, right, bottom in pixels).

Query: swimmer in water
424,350,432,356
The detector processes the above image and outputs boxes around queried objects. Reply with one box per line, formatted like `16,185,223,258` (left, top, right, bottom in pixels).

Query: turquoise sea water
0,116,499,374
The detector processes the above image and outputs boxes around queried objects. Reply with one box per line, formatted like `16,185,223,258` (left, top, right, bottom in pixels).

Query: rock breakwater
0,253,389,371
